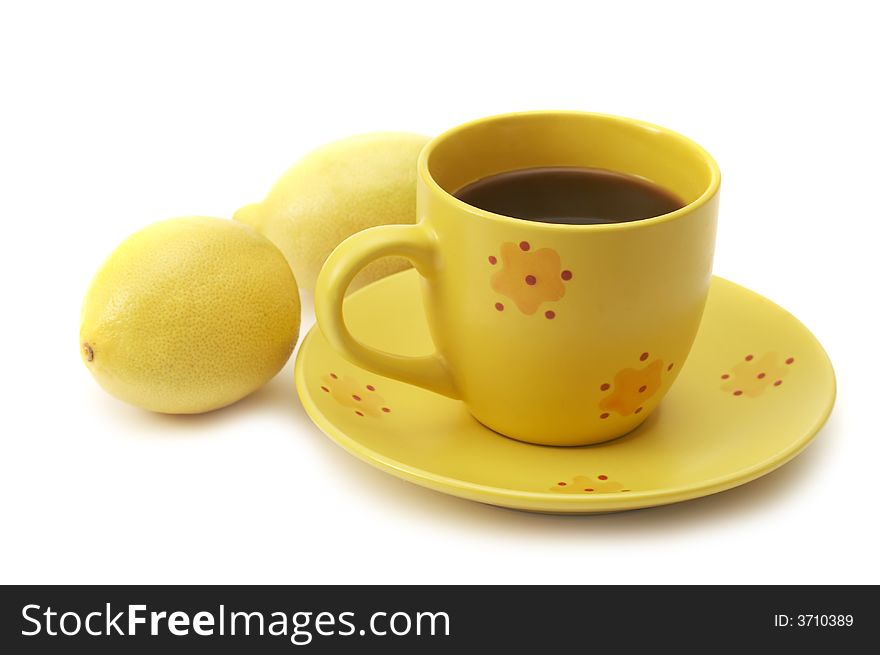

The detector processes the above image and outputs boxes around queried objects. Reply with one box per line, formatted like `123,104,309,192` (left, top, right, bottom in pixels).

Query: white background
1,0,877,584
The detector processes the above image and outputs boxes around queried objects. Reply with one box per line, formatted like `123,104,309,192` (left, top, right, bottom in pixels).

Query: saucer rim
295,272,836,513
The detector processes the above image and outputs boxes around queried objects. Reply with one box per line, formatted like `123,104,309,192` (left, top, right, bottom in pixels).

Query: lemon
80,217,301,414
235,132,430,294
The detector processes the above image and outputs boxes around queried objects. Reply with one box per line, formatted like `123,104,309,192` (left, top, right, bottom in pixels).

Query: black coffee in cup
454,166,685,225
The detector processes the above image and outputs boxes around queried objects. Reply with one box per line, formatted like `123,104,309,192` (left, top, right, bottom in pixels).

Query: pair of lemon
81,133,429,413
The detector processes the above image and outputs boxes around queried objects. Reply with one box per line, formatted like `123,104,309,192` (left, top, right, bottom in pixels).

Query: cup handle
314,224,460,399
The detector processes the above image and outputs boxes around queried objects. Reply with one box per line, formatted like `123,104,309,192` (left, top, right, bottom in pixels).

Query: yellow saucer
295,270,835,513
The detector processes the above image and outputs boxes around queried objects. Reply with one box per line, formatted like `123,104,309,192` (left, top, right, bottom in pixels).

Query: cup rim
417,110,721,232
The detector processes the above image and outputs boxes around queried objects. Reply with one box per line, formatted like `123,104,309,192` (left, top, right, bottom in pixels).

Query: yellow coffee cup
316,111,720,445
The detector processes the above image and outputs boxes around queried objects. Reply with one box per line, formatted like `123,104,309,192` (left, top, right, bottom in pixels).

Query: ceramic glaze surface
298,270,835,513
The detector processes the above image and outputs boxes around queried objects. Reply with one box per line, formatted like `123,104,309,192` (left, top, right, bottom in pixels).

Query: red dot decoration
366,385,375,391
745,354,754,361
519,241,530,251
558,481,567,486
352,395,361,401
640,352,649,361
598,475,608,481
638,385,647,393
584,488,594,492
495,302,504,311
381,407,391,413
320,386,329,393
599,412,610,419
600,383,610,391
545,310,556,319
355,410,364,417
667,363,674,371
774,380,783,386
525,274,537,285
733,390,743,396
561,270,572,281
757,373,766,379
488,255,497,265
721,374,730,380
330,373,338,379
785,357,795,365
634,407,643,414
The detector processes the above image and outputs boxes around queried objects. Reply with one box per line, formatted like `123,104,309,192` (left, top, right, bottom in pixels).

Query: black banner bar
1,585,873,653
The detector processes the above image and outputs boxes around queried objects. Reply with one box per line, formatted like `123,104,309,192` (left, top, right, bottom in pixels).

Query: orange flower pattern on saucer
489,241,572,318
598,352,673,418
320,373,391,417
551,475,629,494
721,352,795,398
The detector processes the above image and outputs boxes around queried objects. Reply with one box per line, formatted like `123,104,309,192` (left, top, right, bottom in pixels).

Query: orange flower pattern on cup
598,352,672,418
551,475,629,494
721,353,795,398
320,373,391,417
489,241,572,318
